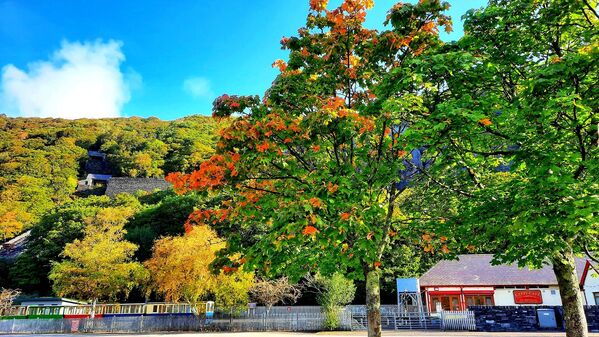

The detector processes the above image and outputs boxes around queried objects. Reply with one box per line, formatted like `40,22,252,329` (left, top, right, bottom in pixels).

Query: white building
419,254,594,312
581,261,599,306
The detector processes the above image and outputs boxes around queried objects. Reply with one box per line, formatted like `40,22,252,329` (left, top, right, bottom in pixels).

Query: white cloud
1,39,139,119
183,77,214,99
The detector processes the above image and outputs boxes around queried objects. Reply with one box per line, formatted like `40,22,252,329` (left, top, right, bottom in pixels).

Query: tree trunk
365,269,382,337
552,249,588,337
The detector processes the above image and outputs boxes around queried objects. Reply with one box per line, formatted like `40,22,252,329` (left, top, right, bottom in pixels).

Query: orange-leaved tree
167,1,451,336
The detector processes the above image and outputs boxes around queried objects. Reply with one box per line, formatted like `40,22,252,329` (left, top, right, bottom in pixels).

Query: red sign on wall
513,290,543,304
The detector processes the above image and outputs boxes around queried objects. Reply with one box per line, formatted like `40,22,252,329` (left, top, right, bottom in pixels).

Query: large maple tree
167,1,451,336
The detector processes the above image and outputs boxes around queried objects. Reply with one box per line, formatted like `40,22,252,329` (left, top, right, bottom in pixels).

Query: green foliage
0,115,221,240
49,207,148,302
390,1,597,334
213,269,254,313
8,189,202,293
396,0,598,268
125,190,204,260
10,195,131,293
309,273,356,329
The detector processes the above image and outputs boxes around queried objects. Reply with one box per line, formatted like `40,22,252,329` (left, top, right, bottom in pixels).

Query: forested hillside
0,114,223,241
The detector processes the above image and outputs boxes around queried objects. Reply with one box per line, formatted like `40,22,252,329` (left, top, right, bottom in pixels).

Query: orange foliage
478,118,493,127
272,59,287,72
302,225,319,236
327,182,339,194
166,152,240,194
323,96,346,111
185,209,229,233
309,197,322,208
340,212,351,220
256,141,270,152
310,0,328,11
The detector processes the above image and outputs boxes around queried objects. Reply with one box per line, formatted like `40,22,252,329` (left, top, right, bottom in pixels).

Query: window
465,295,494,307
430,295,462,312
594,292,599,306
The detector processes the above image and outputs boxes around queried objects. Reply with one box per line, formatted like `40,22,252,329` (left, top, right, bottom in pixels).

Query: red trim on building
462,289,494,295
427,290,462,295
580,261,591,289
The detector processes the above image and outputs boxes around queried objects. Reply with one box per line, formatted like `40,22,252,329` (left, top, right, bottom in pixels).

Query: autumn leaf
256,142,270,152
309,0,328,11
302,225,319,236
327,182,339,194
272,59,288,72
340,212,351,220
309,197,322,208
478,118,492,127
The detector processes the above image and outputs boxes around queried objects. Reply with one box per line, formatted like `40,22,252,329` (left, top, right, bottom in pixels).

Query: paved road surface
6,332,599,337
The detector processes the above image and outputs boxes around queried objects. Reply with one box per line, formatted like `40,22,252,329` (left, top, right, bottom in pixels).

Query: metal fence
350,310,475,331
440,310,477,331
212,311,352,331
0,307,474,334
0,310,352,334
0,316,208,334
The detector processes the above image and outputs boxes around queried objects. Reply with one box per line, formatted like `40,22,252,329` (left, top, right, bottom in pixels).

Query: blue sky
0,0,486,120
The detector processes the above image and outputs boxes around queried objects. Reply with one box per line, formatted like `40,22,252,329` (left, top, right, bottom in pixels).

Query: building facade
419,254,593,312
581,261,599,306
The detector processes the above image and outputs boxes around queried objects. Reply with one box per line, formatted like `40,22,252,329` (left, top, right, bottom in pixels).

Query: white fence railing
440,310,476,331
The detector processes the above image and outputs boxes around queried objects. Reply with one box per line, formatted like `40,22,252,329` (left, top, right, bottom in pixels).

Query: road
6,332,599,337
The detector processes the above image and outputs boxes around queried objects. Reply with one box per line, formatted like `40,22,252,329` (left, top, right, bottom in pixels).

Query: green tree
167,1,451,336
307,273,356,329
49,208,147,315
213,268,254,314
395,1,598,336
0,114,220,242
125,190,203,260
10,195,140,293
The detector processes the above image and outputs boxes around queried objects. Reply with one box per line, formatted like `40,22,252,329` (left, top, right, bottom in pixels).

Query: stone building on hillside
104,177,171,197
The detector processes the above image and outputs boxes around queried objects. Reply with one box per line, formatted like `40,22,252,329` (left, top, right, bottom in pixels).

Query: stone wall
587,306,599,332
470,305,598,332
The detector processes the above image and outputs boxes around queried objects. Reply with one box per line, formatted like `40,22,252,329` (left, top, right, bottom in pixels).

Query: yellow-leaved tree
49,208,148,316
144,225,253,314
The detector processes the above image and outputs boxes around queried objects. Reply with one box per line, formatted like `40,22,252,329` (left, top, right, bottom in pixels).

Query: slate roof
419,254,588,287
104,177,171,197
0,230,30,260
86,173,112,182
